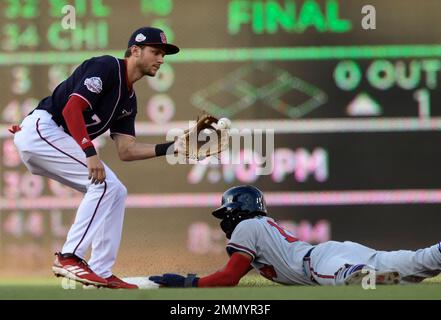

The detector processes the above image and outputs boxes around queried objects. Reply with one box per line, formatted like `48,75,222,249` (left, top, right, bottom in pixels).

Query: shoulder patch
84,77,103,94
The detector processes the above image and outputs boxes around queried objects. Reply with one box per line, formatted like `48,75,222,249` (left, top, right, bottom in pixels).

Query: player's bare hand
86,155,106,184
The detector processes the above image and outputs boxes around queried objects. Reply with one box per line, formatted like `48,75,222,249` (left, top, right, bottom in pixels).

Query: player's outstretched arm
149,252,252,288
197,252,252,287
112,134,174,161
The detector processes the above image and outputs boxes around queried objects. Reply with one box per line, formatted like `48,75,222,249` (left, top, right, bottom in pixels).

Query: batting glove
149,273,199,287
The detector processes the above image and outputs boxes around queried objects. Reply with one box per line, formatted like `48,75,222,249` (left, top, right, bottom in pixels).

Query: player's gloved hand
175,113,229,161
149,273,199,287
86,155,106,184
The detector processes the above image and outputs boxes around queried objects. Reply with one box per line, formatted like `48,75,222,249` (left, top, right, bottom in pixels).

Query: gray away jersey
226,216,315,285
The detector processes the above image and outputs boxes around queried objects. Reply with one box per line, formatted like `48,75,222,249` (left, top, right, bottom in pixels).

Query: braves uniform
14,55,136,278
227,216,441,285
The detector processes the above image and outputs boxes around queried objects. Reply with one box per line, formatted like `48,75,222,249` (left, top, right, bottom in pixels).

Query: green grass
0,275,440,300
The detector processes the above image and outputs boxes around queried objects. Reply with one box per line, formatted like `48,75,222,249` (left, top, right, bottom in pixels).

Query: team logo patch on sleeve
84,77,103,94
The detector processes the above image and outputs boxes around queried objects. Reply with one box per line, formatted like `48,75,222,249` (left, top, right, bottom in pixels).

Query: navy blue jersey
36,55,137,140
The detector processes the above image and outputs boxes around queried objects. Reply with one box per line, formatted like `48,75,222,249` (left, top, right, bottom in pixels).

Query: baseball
218,117,231,130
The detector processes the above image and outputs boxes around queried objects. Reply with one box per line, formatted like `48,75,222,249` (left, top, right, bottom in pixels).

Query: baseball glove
175,113,230,161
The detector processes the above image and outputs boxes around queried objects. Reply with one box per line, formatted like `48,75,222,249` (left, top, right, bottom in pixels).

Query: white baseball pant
14,110,127,278
305,240,441,285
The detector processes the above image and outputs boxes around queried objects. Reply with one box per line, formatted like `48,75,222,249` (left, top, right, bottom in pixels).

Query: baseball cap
128,27,179,55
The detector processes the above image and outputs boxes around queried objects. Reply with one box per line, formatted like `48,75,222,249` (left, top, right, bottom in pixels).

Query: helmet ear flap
219,208,253,239
220,219,234,239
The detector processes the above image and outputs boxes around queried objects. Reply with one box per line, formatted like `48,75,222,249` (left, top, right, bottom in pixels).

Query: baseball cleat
342,264,401,286
104,274,138,289
52,252,108,287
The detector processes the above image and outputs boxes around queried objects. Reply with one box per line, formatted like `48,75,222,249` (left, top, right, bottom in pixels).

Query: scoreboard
1,0,441,274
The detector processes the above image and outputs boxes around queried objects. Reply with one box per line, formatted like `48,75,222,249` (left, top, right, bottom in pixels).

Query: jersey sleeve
226,219,260,261
109,95,137,138
109,111,136,138
70,57,118,109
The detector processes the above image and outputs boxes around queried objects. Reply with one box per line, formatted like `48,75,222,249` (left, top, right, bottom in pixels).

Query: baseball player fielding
11,26,180,289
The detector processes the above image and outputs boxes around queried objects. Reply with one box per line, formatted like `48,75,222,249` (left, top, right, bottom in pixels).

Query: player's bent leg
13,111,90,193
86,174,138,289
56,177,129,287
88,171,128,278
61,181,109,257
13,111,128,287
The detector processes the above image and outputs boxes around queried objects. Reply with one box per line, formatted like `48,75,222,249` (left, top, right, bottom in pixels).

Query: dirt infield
0,250,227,279
0,209,227,278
